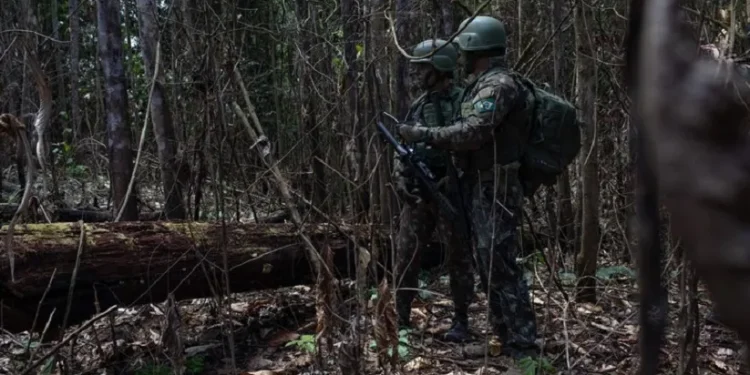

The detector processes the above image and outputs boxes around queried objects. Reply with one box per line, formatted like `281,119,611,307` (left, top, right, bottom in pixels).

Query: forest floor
0,253,745,375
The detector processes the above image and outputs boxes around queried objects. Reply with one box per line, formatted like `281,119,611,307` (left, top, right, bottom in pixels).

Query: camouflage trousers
395,188,475,325
464,163,538,352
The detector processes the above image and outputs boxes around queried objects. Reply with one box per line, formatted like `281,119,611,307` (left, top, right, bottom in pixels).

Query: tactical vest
455,66,533,173
406,86,463,176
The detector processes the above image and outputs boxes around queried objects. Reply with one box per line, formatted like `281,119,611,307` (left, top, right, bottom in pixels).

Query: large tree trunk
0,222,448,335
97,0,138,220
135,0,187,220
574,0,600,303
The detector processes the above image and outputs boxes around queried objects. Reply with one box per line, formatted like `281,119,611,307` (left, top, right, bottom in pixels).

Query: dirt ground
0,255,745,375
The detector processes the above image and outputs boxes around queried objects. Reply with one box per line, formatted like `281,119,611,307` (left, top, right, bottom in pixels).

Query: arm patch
471,86,497,114
473,98,496,113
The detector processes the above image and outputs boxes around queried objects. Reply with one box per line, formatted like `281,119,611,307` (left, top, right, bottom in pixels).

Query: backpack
509,73,582,197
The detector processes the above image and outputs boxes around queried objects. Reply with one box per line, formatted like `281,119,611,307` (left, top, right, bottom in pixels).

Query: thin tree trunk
439,0,453,35
574,0,600,303
394,0,413,119
135,0,187,220
553,0,575,255
69,0,81,138
97,0,138,220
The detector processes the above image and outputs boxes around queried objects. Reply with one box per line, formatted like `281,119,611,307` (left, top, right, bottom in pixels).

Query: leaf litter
0,256,746,374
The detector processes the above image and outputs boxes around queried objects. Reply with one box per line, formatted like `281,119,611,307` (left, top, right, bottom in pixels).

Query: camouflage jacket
393,85,463,181
418,57,535,175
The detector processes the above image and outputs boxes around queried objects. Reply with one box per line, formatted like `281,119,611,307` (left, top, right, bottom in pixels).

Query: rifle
376,113,468,231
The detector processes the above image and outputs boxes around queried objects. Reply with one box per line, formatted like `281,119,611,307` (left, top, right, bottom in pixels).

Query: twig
20,305,118,375
61,221,86,331
229,66,329,279
24,268,57,356
384,0,491,59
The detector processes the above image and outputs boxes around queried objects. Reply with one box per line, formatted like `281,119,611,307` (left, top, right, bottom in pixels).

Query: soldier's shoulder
477,69,519,88
471,70,519,102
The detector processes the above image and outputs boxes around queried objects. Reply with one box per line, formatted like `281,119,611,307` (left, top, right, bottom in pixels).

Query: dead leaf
488,337,503,356
231,302,249,312
711,357,729,371
404,356,433,371
576,302,603,314
267,331,300,347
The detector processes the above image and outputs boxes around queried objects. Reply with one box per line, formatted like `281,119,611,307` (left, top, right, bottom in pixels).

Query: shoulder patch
473,98,496,113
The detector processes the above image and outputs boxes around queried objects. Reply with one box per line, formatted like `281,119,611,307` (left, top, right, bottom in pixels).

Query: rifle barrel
376,122,409,155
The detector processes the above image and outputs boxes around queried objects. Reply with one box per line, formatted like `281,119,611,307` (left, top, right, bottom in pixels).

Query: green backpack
509,73,582,197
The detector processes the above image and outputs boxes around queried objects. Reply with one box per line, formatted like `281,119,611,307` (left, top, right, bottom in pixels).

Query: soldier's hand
397,123,429,143
395,177,422,205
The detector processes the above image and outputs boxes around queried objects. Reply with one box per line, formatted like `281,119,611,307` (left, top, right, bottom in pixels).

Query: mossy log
0,222,366,335
0,221,449,335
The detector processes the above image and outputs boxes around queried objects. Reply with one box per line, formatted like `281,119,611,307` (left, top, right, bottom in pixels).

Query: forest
1,0,749,374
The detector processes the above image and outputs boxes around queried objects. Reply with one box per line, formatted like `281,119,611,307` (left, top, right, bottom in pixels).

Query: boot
397,306,411,329
442,318,471,343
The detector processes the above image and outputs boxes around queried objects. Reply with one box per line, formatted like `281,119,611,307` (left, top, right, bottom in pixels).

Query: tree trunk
394,0,414,119
69,0,81,137
574,0,600,303
296,1,327,212
135,0,187,220
0,221,448,335
340,0,365,215
551,0,575,254
97,0,138,220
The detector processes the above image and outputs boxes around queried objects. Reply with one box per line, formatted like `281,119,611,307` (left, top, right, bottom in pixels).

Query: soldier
396,16,540,360
394,38,475,343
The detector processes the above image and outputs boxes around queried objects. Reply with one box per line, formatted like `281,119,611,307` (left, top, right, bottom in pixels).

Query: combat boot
442,318,471,343
397,305,411,329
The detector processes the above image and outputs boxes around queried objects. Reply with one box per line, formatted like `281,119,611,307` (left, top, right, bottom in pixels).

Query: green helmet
409,39,458,72
455,15,507,52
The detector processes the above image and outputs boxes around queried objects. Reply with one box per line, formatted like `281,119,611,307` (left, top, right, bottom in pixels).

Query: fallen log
0,221,448,335
1,203,291,224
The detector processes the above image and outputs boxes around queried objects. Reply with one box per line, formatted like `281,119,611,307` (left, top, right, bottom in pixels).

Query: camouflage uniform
393,87,474,332
394,39,475,340
397,16,539,358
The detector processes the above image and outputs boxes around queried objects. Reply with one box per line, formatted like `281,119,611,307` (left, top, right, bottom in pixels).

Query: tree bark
395,0,414,119
97,0,138,220
69,0,81,137
574,0,600,303
0,221,447,335
135,0,187,220
551,0,575,254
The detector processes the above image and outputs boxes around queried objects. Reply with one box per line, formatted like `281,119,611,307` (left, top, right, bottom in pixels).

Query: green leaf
397,344,410,359
355,44,364,59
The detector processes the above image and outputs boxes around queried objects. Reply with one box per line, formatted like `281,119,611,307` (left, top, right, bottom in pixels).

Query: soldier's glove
397,123,429,143
395,175,422,205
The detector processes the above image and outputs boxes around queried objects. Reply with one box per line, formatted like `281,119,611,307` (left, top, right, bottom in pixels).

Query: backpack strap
428,93,447,128
405,92,428,123
506,71,542,145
